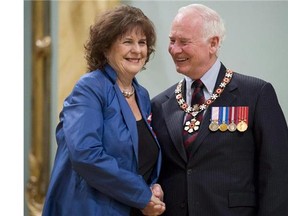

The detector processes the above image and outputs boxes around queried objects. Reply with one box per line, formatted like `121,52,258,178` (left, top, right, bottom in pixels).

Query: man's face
168,13,214,79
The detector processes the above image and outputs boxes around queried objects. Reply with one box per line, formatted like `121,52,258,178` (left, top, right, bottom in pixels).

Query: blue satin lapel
113,84,139,161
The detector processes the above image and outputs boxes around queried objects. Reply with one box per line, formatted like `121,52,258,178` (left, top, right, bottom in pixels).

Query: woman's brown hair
84,4,156,72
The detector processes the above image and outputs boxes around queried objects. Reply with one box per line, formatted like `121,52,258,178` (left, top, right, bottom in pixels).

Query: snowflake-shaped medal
184,118,200,133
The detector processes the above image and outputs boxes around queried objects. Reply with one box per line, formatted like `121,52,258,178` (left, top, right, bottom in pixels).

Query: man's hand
151,183,164,201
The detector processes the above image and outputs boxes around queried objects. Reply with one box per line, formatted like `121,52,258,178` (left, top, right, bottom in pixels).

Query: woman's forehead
121,27,146,38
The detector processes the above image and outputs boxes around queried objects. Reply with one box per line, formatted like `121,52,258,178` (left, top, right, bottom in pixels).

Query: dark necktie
183,79,205,157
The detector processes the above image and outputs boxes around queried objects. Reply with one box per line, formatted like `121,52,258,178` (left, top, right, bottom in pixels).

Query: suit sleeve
253,82,288,215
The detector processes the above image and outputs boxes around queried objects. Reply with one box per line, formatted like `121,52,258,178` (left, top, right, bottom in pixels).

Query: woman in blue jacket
42,5,165,216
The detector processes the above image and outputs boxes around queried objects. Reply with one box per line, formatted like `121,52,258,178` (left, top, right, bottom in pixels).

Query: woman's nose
131,43,141,53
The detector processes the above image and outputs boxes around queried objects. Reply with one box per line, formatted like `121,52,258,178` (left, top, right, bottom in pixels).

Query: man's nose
169,44,182,55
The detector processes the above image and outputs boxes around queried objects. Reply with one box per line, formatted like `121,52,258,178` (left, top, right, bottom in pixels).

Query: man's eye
170,40,175,44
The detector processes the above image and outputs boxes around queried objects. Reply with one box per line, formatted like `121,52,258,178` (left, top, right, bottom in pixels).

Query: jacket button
187,169,192,175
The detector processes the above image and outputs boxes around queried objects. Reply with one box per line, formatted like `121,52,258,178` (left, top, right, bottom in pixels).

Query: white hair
179,4,226,46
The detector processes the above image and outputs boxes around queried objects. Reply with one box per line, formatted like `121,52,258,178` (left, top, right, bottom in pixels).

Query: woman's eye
123,40,132,44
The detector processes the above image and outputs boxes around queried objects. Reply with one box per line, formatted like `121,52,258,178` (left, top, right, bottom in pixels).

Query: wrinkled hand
141,194,165,216
141,184,165,216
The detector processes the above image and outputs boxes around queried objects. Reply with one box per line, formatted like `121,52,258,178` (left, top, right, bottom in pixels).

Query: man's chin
176,67,187,75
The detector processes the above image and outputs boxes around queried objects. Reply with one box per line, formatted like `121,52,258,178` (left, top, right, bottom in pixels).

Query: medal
209,121,219,131
236,106,249,132
228,106,237,132
228,122,237,132
209,107,219,131
219,107,228,132
219,123,228,132
184,117,200,133
236,121,248,132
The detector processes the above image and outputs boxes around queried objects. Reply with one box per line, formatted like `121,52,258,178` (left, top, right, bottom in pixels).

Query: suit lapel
189,65,238,158
162,90,188,163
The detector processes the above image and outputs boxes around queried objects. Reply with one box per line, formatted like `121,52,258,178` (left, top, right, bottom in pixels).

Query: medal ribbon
224,107,229,124
219,107,228,125
237,106,243,125
211,107,219,122
229,106,235,124
237,106,249,124
243,106,249,124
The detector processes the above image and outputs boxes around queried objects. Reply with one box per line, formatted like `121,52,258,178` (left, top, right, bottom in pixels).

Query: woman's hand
141,194,165,216
141,184,165,215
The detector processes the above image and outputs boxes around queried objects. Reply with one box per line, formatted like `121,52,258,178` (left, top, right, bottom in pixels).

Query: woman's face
106,28,148,78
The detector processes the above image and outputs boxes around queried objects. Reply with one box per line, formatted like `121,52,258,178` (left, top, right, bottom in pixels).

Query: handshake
141,184,166,216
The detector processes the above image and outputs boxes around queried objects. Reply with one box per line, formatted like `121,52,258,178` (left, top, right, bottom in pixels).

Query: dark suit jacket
151,63,288,216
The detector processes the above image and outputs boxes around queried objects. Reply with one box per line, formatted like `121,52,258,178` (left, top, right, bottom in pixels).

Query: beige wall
58,1,119,114
25,2,120,215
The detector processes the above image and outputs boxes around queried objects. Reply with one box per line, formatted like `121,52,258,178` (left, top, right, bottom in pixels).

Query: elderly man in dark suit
151,3,288,216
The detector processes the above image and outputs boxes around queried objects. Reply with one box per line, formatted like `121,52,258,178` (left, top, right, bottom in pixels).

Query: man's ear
209,36,220,54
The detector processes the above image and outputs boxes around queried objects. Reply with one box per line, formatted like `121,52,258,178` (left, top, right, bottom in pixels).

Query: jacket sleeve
253,82,288,215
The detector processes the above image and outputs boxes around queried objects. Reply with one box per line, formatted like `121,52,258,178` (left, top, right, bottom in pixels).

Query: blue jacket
42,64,162,216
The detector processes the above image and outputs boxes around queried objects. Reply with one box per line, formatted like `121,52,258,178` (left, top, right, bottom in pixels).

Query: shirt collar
184,59,221,95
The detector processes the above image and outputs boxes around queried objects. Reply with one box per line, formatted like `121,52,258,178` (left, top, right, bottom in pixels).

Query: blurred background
24,1,288,215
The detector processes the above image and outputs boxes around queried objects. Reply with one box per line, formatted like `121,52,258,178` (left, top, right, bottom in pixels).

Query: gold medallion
228,122,237,132
219,123,228,132
236,121,248,132
209,121,219,131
